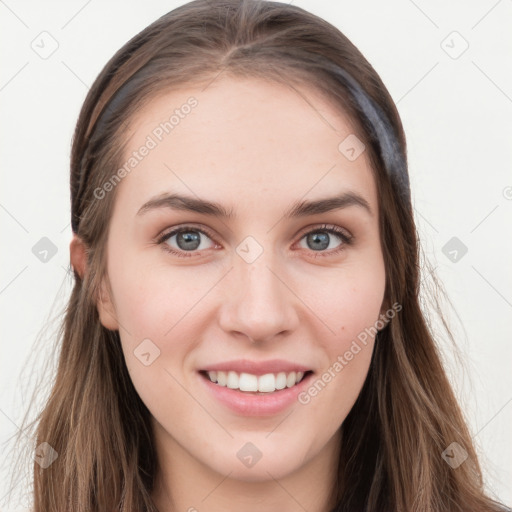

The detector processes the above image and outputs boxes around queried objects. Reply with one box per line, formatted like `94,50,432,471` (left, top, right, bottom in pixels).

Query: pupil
175,231,330,252
308,232,329,251
177,231,200,250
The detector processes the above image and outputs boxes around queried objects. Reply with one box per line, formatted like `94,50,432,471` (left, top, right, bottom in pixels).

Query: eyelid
155,223,220,249
292,223,353,258
294,223,352,241
156,222,353,258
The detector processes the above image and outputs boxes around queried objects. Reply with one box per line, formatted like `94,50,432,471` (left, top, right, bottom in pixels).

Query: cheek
309,261,386,342
109,250,206,340
112,264,198,411
299,261,384,414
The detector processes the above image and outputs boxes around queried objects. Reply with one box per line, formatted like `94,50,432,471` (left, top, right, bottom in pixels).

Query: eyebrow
136,191,372,219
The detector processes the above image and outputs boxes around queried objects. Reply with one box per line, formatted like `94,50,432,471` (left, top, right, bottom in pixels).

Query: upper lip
200,359,313,376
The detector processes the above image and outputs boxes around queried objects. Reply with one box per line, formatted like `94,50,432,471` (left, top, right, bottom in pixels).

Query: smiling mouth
199,369,314,394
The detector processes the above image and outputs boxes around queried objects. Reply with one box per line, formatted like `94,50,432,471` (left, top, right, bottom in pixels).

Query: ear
96,278,120,331
70,234,87,280
70,234,119,331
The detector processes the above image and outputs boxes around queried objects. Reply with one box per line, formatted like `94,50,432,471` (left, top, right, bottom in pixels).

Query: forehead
114,75,377,217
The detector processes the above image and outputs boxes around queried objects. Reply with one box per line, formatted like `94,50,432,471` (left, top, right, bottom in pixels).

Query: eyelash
155,223,353,259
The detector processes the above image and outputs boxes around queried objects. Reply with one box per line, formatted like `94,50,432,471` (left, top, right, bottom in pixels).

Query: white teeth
239,372,259,392
275,372,287,390
227,371,238,389
204,369,308,392
216,371,227,386
258,373,275,393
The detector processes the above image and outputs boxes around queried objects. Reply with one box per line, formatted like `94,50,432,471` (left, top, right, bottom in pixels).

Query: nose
217,251,299,344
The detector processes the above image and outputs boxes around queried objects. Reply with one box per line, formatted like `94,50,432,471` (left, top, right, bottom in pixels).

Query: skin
71,76,387,512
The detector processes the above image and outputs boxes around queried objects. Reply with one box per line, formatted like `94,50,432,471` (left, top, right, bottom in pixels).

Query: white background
1,0,511,509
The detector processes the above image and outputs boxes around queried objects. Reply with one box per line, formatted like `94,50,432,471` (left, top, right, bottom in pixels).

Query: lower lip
198,371,314,416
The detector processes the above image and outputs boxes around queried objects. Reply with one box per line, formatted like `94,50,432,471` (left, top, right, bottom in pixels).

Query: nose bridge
218,244,297,342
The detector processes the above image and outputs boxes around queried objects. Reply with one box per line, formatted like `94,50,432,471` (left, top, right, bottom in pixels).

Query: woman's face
95,76,386,486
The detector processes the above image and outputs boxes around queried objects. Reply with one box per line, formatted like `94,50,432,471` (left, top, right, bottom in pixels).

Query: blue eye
297,225,352,255
156,223,353,258
158,226,217,257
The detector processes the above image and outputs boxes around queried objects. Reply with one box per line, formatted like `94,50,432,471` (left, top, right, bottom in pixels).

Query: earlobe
70,234,88,280
97,279,120,331
69,234,119,331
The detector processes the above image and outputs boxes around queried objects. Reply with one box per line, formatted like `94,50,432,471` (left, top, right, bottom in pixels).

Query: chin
206,440,308,482
217,457,301,482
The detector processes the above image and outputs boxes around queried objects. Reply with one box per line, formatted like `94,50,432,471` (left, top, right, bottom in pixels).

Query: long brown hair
6,0,508,510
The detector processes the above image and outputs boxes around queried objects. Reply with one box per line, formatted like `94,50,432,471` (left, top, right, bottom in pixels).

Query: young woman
10,0,510,510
